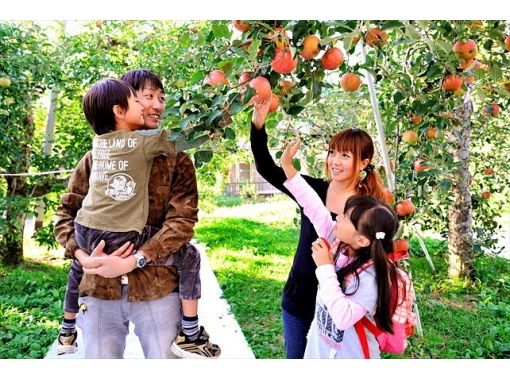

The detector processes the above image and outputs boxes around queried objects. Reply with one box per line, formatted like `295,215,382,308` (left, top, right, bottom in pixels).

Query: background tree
0,22,60,264
170,20,510,280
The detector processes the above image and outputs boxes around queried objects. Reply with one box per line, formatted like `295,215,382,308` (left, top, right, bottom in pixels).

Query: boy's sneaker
170,326,221,359
56,330,78,355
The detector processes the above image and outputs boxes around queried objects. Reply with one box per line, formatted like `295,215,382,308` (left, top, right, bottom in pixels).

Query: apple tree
172,20,510,280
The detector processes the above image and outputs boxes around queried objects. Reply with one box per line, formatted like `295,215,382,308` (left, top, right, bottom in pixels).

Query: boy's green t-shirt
75,129,176,234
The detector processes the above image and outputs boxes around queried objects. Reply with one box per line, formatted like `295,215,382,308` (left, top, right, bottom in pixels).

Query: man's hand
108,241,135,258
311,238,334,267
75,249,100,269
83,255,136,278
78,240,136,277
89,240,107,258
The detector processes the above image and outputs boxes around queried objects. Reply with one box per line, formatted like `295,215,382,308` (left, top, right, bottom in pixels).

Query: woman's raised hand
250,95,271,129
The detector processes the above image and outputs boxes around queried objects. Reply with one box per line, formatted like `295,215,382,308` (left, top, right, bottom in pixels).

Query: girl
281,134,400,358
251,100,387,358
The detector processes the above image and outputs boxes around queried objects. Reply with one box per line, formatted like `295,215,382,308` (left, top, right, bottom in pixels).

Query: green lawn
0,199,508,359
0,257,68,358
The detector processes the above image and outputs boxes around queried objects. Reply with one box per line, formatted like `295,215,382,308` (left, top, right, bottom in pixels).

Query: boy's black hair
83,78,136,135
120,69,165,93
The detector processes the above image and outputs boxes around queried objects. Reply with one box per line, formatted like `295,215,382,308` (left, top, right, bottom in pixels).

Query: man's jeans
77,287,181,358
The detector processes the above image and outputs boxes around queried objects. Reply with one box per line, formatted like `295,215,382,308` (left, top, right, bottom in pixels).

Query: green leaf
178,32,192,49
211,95,224,108
393,92,405,104
439,179,451,191
217,60,233,75
179,116,192,130
405,24,421,41
194,150,214,167
343,35,353,51
169,131,182,141
289,92,306,103
230,102,243,115
414,102,426,114
179,102,195,115
488,65,502,81
293,158,301,171
211,21,231,39
206,109,223,126
248,38,261,61
243,86,255,105
424,99,439,112
312,81,322,101
191,70,205,84
287,105,305,116
163,107,180,117
434,40,452,53
472,87,486,102
426,63,443,80
333,22,355,33
224,127,236,140
320,35,338,46
381,21,404,30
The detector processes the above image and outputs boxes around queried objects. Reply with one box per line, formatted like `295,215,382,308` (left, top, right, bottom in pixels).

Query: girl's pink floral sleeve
283,173,335,239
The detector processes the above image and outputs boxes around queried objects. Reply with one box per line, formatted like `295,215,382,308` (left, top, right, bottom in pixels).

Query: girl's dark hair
82,78,136,135
335,195,400,333
120,69,165,93
326,128,386,200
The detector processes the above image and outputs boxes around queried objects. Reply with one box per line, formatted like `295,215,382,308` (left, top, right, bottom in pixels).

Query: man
54,69,200,358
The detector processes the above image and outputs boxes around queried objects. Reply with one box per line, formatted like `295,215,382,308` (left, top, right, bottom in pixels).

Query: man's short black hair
83,78,135,135
120,69,165,93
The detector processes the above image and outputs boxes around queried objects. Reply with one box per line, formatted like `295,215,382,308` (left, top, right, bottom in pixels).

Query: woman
250,98,386,358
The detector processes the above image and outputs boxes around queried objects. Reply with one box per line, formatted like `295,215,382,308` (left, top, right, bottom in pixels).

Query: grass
195,217,297,358
0,198,508,359
0,258,69,358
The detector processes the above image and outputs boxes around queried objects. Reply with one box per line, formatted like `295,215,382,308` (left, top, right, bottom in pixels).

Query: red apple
402,130,419,145
395,199,416,217
414,159,431,172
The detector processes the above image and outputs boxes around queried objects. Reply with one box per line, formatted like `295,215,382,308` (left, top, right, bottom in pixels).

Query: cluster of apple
199,23,390,133
203,70,279,113
227,20,388,101
443,39,503,118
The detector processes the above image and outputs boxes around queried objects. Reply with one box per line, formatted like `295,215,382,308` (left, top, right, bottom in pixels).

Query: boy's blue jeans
282,308,312,359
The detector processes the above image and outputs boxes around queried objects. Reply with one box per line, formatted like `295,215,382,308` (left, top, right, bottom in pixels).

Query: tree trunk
0,107,34,265
447,92,475,279
1,202,25,266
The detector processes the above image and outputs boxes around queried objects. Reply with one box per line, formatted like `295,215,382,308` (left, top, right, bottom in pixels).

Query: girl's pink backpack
353,262,417,358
